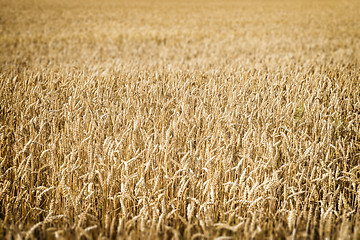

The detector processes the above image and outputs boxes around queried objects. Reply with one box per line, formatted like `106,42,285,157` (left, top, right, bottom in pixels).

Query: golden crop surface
1,0,360,239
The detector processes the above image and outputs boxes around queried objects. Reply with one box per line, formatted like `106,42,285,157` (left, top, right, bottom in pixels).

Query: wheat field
1,0,360,239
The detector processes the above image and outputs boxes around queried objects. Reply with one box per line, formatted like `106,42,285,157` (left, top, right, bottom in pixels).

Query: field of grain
1,0,360,239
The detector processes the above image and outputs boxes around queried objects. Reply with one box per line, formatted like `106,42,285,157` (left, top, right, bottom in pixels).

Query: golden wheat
1,0,360,239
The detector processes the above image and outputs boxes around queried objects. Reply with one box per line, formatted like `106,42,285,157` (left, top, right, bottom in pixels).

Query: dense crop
1,0,360,239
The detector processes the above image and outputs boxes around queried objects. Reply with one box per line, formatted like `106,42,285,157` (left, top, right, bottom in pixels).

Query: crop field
1,0,360,239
